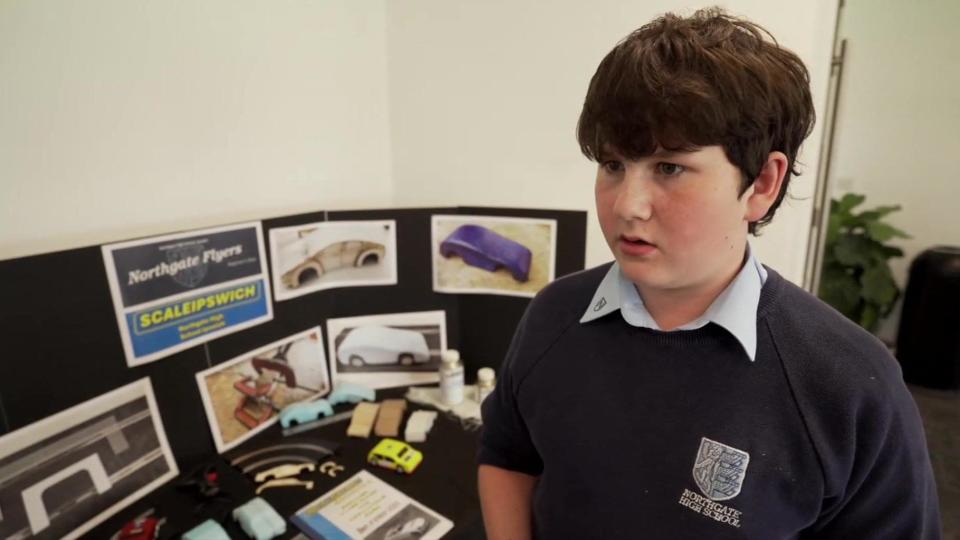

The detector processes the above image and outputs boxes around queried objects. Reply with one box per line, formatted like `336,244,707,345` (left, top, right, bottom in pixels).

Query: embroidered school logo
692,437,750,501
593,297,607,311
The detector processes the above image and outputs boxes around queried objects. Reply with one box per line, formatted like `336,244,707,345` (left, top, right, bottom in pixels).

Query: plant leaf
834,193,866,215
834,235,875,267
861,265,898,306
859,303,879,333
858,205,901,222
865,221,911,242
818,266,861,317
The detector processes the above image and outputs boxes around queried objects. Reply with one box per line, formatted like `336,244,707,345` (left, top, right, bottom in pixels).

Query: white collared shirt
580,247,768,361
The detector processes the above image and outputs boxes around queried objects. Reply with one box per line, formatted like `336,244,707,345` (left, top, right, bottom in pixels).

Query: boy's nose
614,174,653,221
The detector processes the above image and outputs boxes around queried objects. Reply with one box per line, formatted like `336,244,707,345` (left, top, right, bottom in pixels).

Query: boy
478,8,941,539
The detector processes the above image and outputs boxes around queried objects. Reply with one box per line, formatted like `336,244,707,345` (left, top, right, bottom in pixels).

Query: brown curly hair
577,7,815,233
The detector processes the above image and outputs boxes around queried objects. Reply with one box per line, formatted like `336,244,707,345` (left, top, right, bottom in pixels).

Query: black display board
0,206,586,472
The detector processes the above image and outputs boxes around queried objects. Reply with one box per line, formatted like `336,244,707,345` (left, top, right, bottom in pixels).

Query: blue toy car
279,399,334,428
440,224,532,282
327,382,376,405
232,497,286,540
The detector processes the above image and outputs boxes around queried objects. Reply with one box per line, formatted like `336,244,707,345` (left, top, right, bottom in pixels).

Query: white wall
828,0,960,339
0,0,394,260
1,0,838,286
385,1,839,284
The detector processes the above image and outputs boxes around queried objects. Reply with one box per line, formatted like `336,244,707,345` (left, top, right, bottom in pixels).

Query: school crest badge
692,437,750,501
166,243,207,288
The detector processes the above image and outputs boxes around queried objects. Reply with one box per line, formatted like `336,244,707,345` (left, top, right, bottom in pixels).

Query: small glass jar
476,367,495,403
439,349,464,405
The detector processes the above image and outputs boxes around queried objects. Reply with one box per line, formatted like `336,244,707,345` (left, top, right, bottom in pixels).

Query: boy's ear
744,151,789,222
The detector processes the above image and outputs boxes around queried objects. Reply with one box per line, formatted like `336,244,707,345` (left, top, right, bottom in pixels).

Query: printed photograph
432,215,557,297
102,221,273,367
0,379,177,540
270,220,397,301
196,328,330,453
365,504,440,540
326,311,446,389
290,471,453,540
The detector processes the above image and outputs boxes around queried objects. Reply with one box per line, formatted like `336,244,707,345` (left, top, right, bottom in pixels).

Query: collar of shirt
580,246,768,361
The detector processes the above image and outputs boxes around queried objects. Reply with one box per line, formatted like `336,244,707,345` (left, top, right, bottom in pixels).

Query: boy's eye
600,160,624,173
657,162,685,176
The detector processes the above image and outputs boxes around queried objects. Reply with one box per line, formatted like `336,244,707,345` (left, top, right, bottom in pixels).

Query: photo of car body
337,326,430,367
281,240,385,289
439,224,532,282
383,517,428,540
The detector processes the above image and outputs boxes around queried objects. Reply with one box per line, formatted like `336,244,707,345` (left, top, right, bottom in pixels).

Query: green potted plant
818,193,910,333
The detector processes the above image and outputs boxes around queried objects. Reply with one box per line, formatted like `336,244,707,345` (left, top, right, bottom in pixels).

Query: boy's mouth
618,234,657,256
620,234,654,246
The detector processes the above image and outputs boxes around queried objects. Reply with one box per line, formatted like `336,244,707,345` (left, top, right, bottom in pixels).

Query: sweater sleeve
477,307,544,476
801,355,941,538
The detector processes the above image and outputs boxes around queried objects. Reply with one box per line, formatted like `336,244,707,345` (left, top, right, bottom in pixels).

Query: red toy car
116,515,165,540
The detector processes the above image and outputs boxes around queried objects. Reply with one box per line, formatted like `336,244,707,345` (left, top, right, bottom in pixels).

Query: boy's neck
635,249,749,331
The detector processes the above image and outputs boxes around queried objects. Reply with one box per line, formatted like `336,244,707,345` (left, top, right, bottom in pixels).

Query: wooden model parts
255,478,314,495
253,463,316,483
374,399,407,437
347,402,380,438
404,410,439,443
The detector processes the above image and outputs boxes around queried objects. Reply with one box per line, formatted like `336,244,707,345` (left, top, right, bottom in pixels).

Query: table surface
88,388,486,539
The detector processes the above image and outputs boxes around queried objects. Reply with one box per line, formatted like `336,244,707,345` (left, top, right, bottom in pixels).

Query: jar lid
477,367,495,382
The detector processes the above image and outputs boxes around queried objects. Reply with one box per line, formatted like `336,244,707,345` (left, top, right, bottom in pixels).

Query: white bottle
476,367,496,403
439,349,465,405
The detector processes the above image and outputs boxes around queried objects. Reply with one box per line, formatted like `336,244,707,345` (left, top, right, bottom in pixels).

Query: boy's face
595,144,753,298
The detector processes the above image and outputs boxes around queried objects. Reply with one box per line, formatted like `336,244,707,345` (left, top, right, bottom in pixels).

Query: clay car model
367,438,423,475
439,224,532,282
281,240,385,289
337,326,430,367
279,399,334,428
232,497,286,540
384,517,428,540
182,519,230,540
327,382,376,405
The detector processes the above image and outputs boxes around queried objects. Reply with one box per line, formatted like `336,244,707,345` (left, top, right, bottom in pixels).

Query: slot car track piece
255,478,315,495
282,410,354,437
241,456,313,476
229,441,339,467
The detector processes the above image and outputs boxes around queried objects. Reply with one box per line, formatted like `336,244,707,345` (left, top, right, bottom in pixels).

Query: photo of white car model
337,326,430,367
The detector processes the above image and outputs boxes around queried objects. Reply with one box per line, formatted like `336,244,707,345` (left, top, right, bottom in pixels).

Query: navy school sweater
479,263,941,539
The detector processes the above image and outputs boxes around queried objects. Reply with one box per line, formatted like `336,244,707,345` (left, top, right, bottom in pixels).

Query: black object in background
896,246,960,390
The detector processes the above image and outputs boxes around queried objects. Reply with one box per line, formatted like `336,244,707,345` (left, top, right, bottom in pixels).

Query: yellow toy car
367,438,423,474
